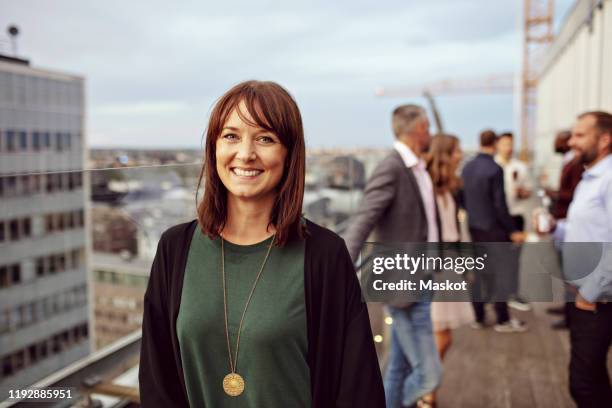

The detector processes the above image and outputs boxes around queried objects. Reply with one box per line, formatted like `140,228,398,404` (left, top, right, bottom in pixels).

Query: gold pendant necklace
221,233,275,397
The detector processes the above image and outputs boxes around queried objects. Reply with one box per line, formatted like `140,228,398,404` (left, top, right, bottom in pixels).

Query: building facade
92,252,148,351
0,55,90,397
535,0,612,184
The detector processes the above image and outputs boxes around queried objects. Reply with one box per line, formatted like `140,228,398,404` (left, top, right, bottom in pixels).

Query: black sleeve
335,241,386,408
138,235,189,408
491,168,517,234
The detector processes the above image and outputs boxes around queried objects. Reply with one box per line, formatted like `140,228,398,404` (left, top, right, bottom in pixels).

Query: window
80,323,89,338
28,344,39,364
6,176,16,196
22,218,31,237
9,219,19,240
64,133,71,150
49,256,57,274
32,174,40,193
65,212,73,229
40,341,48,359
0,177,4,197
73,326,82,342
0,310,10,334
19,131,27,150
32,131,41,150
45,214,54,233
11,264,21,284
55,132,63,151
43,132,51,149
6,130,16,152
62,330,71,347
0,221,5,242
13,350,25,371
36,258,45,277
62,212,74,229
45,174,53,193
0,266,8,288
57,253,66,272
52,335,61,353
2,355,13,377
57,212,65,231
18,175,27,195
77,209,85,227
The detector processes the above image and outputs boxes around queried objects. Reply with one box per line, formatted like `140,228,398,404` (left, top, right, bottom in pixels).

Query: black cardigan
138,219,386,408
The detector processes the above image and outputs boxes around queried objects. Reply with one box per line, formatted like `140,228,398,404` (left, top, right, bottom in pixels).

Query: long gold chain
221,234,275,374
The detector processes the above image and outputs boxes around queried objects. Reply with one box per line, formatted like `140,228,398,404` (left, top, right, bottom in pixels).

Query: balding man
343,105,441,408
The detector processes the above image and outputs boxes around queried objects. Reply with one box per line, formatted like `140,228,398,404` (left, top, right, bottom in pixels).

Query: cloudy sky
2,0,574,149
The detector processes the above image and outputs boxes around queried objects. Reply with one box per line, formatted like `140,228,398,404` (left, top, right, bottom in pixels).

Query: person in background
422,134,475,408
343,105,442,408
545,130,584,329
461,129,527,333
548,130,585,220
543,111,612,407
494,132,533,312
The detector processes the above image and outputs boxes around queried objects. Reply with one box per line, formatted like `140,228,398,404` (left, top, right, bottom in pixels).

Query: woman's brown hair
195,80,306,246
426,133,462,196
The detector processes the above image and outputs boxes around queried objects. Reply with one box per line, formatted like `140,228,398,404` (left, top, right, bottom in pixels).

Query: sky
1,0,575,149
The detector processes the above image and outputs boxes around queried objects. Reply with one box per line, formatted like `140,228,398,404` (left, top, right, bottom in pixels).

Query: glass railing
0,148,570,405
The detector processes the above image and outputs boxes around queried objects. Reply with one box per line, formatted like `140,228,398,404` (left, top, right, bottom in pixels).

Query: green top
176,227,311,408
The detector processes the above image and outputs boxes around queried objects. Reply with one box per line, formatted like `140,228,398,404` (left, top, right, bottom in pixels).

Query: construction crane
521,0,554,159
376,0,555,161
375,74,515,136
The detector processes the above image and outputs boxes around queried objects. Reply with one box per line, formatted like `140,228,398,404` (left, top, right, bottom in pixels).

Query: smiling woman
138,80,385,408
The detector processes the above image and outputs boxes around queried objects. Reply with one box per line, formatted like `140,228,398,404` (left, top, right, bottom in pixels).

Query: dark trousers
569,303,612,407
469,227,511,324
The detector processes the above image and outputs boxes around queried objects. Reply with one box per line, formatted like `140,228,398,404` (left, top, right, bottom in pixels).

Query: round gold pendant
223,373,245,397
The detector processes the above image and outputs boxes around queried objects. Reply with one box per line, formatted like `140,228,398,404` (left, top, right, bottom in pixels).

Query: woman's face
216,101,288,203
450,142,463,168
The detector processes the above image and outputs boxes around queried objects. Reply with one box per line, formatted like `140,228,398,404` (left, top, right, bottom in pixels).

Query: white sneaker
508,298,532,312
470,321,486,329
494,318,528,333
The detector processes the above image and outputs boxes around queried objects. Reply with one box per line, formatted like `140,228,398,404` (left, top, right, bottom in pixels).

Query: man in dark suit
461,129,527,333
343,105,441,408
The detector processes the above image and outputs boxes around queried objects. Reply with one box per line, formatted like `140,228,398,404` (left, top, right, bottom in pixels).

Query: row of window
0,248,84,289
0,217,31,243
44,209,85,234
94,269,148,289
95,310,142,326
0,171,83,198
36,248,84,278
0,264,21,288
0,130,79,153
0,284,87,334
0,210,85,243
1,322,89,379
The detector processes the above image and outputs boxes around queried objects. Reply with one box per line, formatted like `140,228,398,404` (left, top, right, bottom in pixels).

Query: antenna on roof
8,25,19,56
